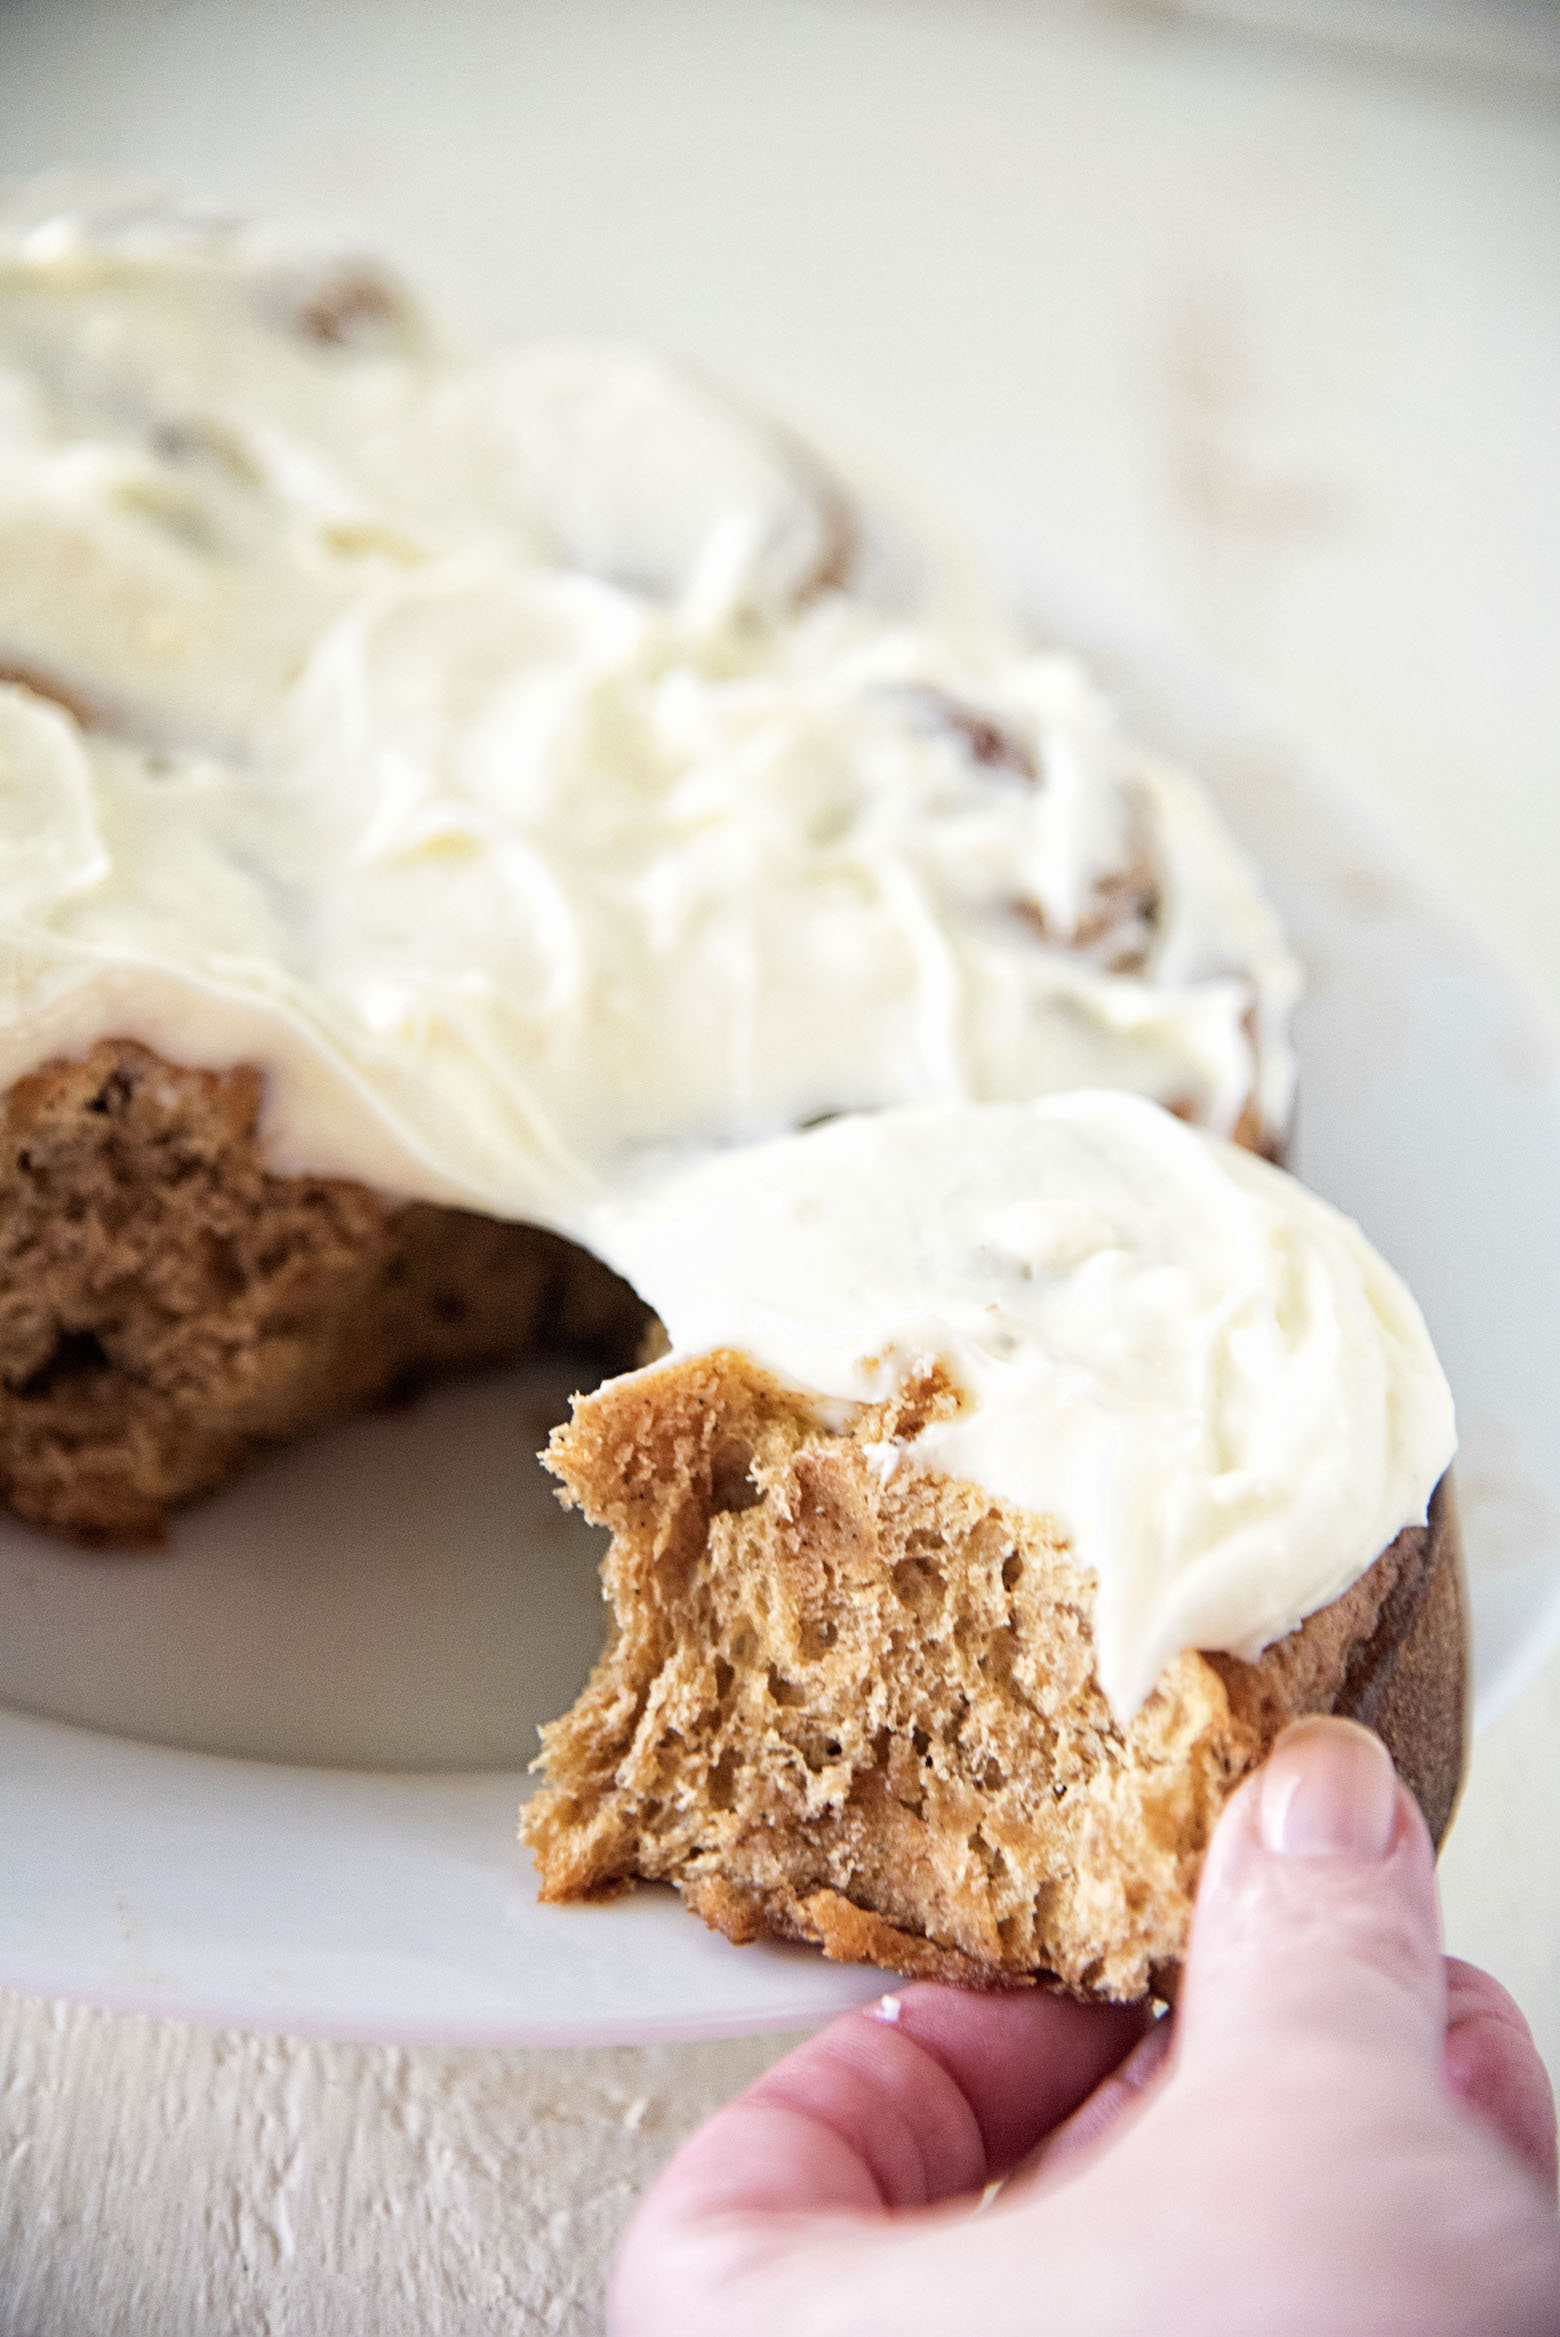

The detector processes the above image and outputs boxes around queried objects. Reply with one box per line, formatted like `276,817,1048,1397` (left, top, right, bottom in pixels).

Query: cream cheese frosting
588,1093,1457,1722
0,188,1301,1231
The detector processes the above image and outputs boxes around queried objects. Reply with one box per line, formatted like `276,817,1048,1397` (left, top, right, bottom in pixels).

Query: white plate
0,592,1556,2045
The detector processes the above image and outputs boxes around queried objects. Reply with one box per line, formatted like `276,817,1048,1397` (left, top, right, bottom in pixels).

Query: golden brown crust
683,1873,1026,1992
522,1351,1466,2000
1206,1475,1465,1852
1340,1477,1466,1846
0,1039,647,1544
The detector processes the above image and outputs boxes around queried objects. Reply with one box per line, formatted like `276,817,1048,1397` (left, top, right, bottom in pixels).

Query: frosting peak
0,188,1298,1239
588,1093,1457,1720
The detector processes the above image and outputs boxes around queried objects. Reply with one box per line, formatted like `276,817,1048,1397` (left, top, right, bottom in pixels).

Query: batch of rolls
0,186,1460,1996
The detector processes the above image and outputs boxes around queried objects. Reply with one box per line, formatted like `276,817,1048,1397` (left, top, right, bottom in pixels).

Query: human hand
611,1717,1560,2337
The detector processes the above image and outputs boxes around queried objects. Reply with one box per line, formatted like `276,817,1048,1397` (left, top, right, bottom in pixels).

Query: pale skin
611,1718,1560,2337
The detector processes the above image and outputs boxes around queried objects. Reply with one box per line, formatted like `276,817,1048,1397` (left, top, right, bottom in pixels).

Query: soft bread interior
523,1350,1465,2000
0,1038,649,1544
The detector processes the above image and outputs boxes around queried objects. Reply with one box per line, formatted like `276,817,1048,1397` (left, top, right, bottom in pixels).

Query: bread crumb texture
0,1040,647,1545
524,1352,1464,2000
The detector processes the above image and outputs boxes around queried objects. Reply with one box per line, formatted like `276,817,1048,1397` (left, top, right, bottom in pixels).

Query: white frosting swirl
0,188,1299,1236
589,1093,1457,1722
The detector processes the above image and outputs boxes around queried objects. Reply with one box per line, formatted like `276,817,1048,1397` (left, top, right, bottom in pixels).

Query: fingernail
1259,1718,1399,1860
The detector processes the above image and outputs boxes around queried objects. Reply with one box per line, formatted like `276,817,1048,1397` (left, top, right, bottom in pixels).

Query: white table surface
0,3,1557,2329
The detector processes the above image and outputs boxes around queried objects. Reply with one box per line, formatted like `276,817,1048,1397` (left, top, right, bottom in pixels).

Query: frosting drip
588,1094,1457,1721
0,190,1300,1228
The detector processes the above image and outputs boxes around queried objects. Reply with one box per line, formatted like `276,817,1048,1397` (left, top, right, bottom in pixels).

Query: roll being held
526,1095,1462,1999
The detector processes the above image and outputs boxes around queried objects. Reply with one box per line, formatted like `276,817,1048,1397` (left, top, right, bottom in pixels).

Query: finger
609,1983,1148,2337
1443,1957,1559,2195
1176,1715,1446,2090
1017,2008,1174,2188
872,1982,1153,2179
639,1982,1150,2232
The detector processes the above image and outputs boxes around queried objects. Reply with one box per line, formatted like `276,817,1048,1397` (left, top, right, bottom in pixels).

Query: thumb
1175,1715,1446,2088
